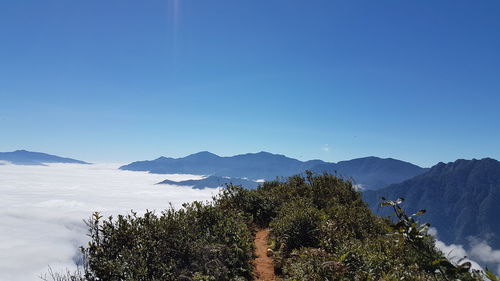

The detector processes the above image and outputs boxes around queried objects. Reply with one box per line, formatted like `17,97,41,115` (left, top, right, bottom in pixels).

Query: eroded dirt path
253,229,276,281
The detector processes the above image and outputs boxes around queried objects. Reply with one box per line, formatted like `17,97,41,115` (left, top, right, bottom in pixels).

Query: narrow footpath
253,229,276,281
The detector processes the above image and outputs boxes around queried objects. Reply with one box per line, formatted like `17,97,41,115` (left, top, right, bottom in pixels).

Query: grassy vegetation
45,172,498,281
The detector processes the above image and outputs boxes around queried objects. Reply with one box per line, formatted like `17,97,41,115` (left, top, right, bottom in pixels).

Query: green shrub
215,184,276,227
270,199,325,251
81,201,253,281
319,204,385,252
279,248,346,281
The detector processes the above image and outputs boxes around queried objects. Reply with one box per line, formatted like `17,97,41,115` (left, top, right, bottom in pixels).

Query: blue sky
1,0,499,167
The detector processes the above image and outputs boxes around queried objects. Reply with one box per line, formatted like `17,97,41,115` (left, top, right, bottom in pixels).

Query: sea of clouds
0,163,219,281
2,163,500,280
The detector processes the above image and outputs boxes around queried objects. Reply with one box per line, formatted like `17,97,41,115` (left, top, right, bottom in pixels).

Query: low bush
82,201,253,281
215,184,275,228
270,199,325,251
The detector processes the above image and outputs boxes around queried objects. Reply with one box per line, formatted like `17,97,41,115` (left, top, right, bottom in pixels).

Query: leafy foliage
270,198,324,251
78,202,253,281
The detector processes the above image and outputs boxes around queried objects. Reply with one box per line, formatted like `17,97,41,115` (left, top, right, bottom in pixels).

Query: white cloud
353,184,364,191
469,238,500,274
322,144,330,152
433,240,482,271
427,227,438,237
429,227,500,275
0,163,217,281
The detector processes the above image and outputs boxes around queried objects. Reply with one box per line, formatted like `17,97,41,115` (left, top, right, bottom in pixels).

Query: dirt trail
253,229,276,281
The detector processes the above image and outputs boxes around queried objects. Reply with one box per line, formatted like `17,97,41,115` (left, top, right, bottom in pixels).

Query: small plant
381,197,430,243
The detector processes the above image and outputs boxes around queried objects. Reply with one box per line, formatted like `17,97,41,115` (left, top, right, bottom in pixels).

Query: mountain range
0,150,89,165
120,151,427,190
363,158,500,249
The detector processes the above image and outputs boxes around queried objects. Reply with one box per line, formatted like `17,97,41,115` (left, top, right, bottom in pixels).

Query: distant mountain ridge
363,158,500,248
121,151,323,181
0,150,89,165
121,151,426,190
158,176,260,190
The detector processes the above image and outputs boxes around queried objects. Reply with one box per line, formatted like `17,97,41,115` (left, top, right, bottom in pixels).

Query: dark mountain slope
0,150,89,165
312,156,427,189
363,158,500,248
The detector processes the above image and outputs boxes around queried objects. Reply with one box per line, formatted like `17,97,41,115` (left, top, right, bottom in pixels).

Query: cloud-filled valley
0,163,218,281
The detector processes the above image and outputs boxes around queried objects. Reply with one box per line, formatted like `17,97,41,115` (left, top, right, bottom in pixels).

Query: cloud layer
0,163,217,281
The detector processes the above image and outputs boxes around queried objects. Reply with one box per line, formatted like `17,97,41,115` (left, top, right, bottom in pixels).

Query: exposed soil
253,229,276,281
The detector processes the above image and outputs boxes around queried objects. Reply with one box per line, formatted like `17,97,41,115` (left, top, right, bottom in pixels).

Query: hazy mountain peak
185,151,220,158
154,156,174,161
255,151,275,156
237,151,277,156
0,150,89,165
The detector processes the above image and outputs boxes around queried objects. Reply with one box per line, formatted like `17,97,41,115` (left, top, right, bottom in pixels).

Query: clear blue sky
1,0,499,167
